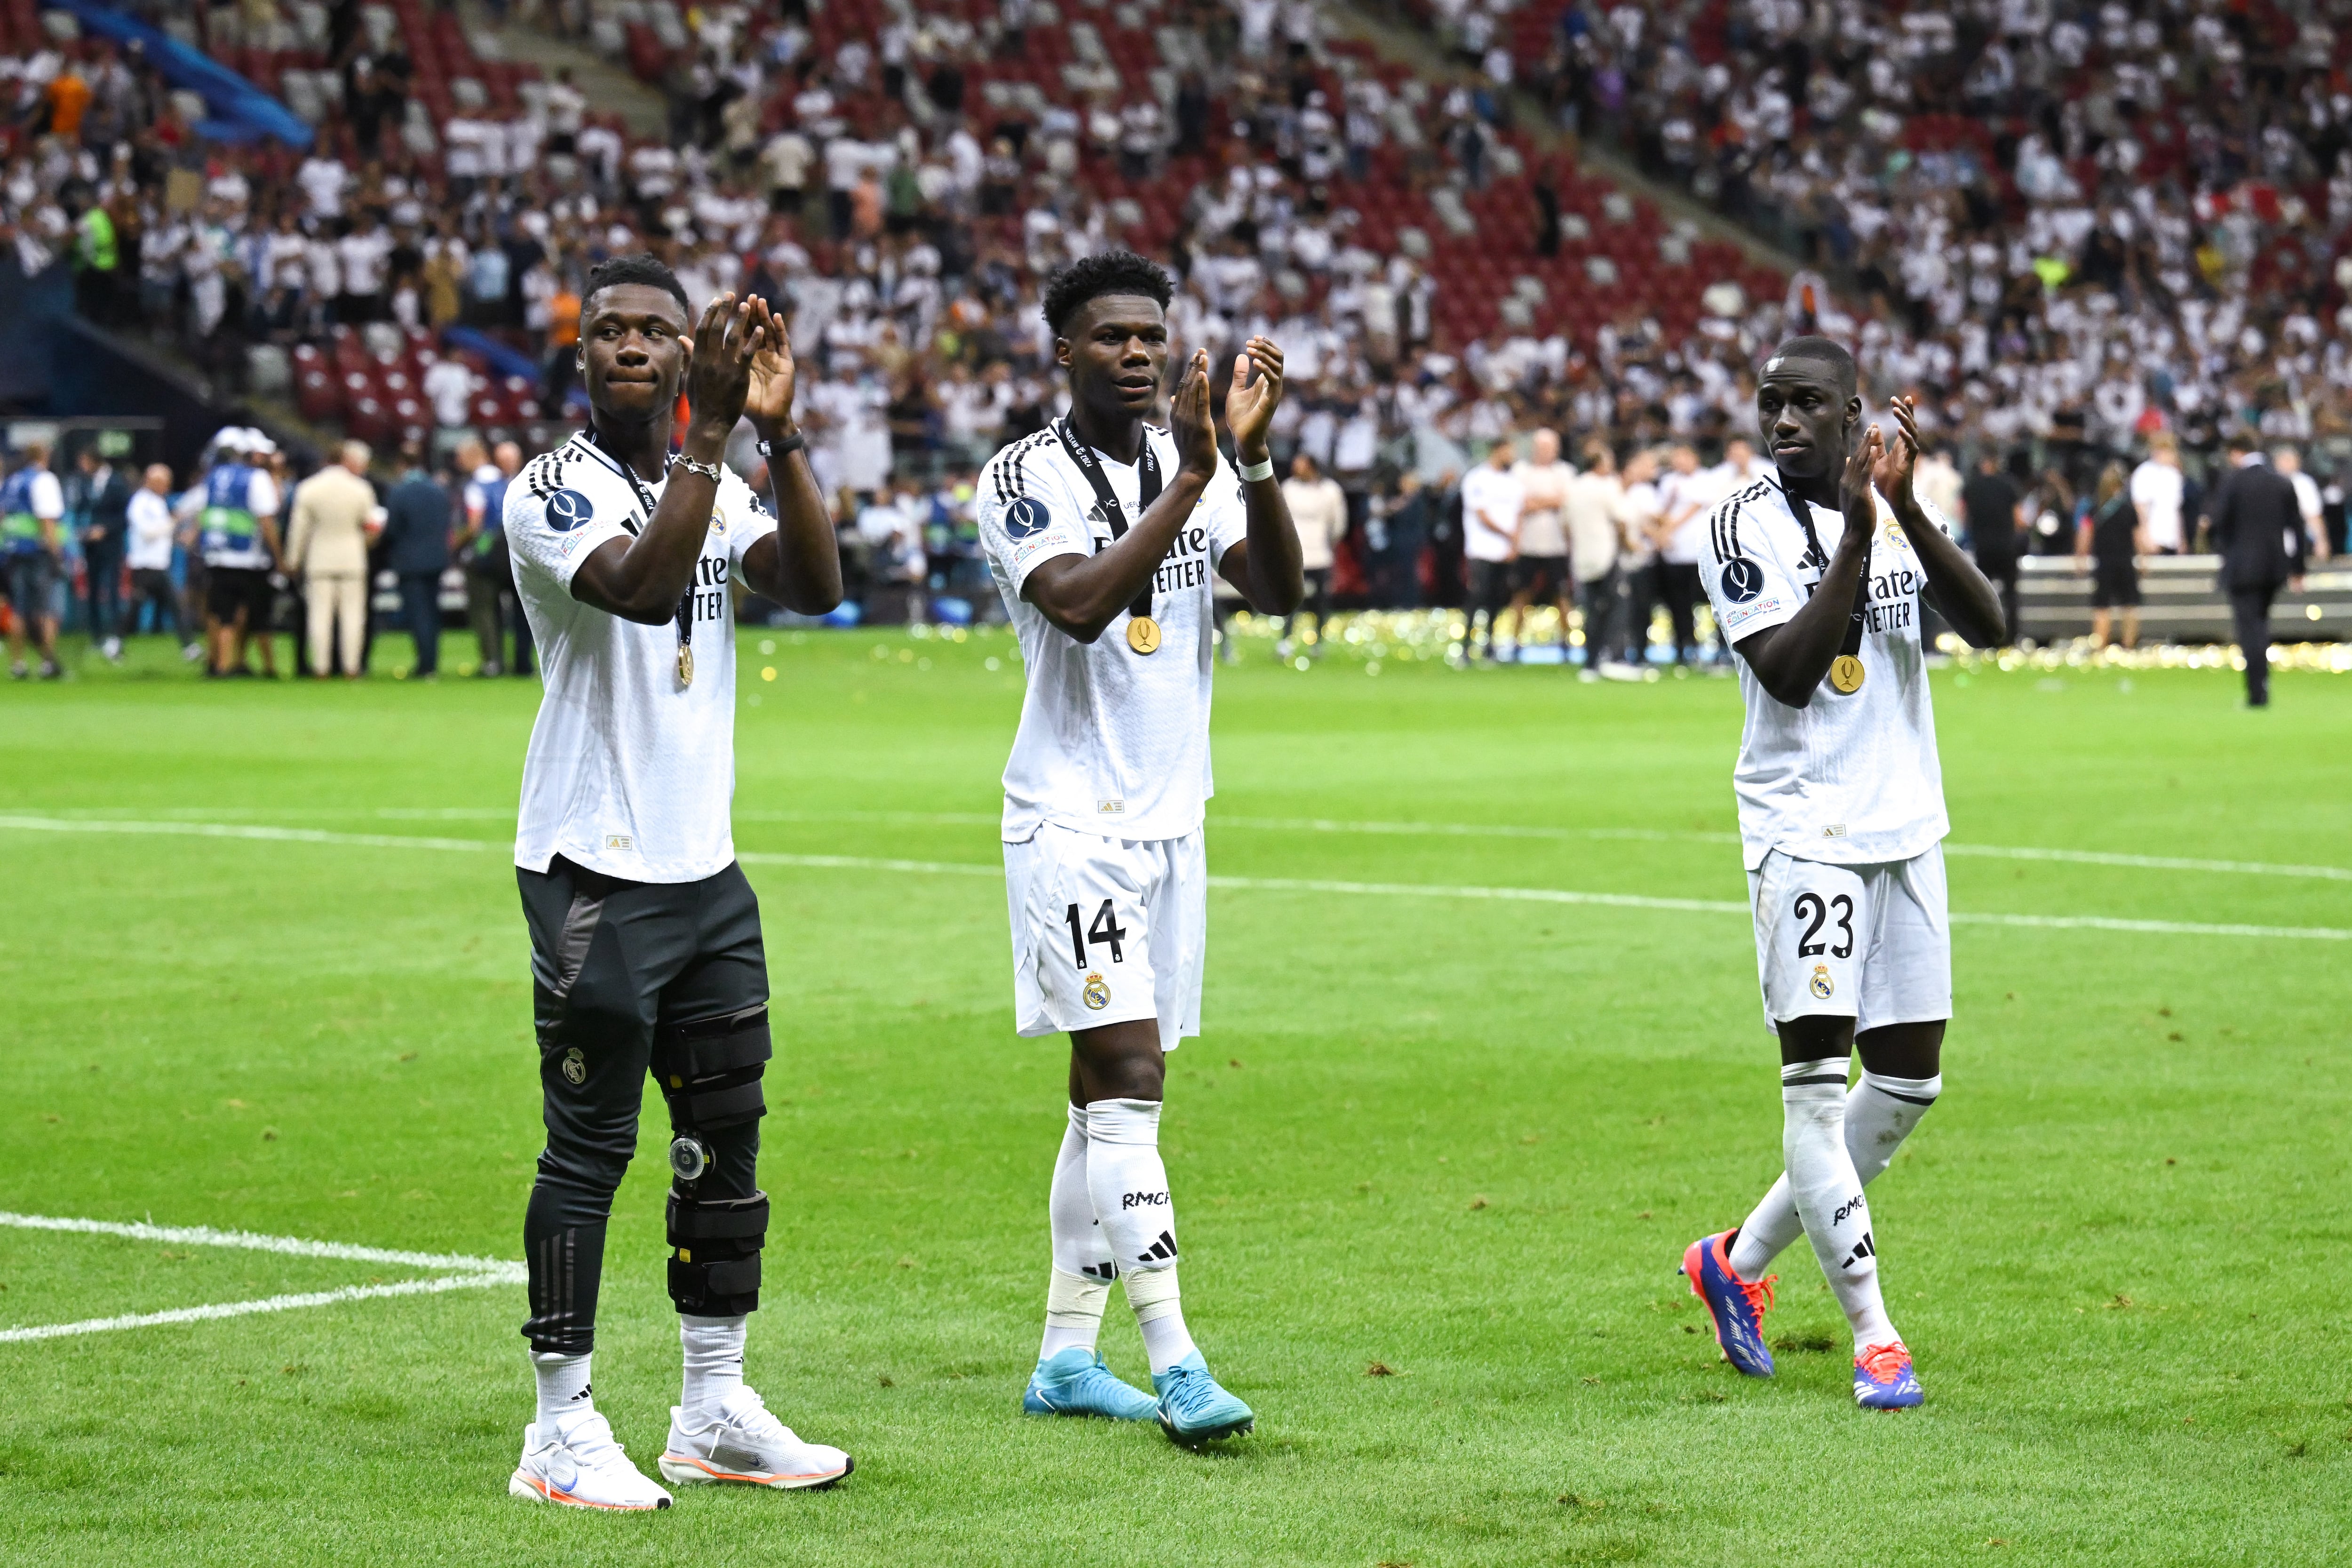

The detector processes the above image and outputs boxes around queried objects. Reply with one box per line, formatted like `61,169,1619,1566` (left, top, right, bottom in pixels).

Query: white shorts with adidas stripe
1747,844,1952,1035
1003,823,1206,1051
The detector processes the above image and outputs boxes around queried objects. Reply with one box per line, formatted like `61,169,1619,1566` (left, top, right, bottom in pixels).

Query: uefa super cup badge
1082,972,1112,1010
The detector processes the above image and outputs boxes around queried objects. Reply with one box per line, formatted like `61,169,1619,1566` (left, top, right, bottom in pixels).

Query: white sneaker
101,637,122,662
509,1409,673,1510
659,1387,852,1490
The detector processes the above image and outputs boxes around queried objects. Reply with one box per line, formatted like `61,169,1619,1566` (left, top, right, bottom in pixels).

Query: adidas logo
1080,1261,1120,1282
1842,1232,1877,1269
1138,1230,1177,1264
569,1384,593,1402
1121,1190,1170,1210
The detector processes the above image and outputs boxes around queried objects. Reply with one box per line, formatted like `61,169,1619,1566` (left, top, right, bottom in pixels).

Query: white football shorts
1002,823,1206,1052
1747,844,1952,1035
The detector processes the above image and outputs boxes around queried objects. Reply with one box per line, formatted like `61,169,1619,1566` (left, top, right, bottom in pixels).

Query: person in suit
2204,435,2307,708
377,442,452,678
1960,452,2024,645
70,447,135,663
285,441,382,679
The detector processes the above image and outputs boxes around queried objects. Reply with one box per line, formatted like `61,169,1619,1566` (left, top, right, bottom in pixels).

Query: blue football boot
1853,1341,1924,1409
1152,1351,1255,1445
1681,1229,1777,1377
1022,1347,1159,1420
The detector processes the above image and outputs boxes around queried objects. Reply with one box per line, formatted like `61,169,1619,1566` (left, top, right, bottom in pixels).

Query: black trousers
2231,586,2279,705
1577,565,1620,661
130,567,183,640
83,541,123,639
398,571,441,676
517,856,769,1353
1655,561,1701,661
1980,562,2018,645
1279,566,1333,645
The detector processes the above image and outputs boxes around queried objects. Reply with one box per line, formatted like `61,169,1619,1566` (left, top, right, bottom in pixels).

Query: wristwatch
757,431,807,460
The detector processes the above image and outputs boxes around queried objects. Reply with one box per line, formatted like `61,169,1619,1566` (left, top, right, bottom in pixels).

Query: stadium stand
0,0,2344,640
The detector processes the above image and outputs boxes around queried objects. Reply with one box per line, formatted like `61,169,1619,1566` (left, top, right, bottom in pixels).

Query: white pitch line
0,1211,523,1275
1211,814,2352,883
0,818,2341,941
0,815,493,853
0,1273,518,1344
19,808,2350,883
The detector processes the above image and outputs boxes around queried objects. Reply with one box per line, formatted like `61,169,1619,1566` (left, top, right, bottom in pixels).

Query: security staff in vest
500,255,849,1507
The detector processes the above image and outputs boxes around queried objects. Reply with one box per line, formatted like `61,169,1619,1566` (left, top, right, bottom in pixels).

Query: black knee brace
666,1188,768,1315
653,1007,772,1315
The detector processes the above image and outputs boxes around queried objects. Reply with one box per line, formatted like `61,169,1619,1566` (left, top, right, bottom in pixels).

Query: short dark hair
583,252,690,318
1041,250,1174,335
1763,335,1858,399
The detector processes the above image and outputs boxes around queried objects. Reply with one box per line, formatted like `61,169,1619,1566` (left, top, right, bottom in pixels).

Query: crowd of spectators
1440,0,2352,461
0,0,2347,660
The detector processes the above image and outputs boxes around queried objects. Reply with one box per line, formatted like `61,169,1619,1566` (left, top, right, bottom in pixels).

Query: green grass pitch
2,632,2347,1566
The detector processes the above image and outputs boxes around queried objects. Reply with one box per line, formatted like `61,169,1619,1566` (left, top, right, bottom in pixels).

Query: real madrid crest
561,1046,587,1085
1809,964,1835,1000
1082,972,1112,1011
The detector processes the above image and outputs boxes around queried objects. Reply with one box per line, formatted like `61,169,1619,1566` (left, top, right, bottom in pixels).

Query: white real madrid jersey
977,422,1252,844
1700,472,1953,872
505,430,778,883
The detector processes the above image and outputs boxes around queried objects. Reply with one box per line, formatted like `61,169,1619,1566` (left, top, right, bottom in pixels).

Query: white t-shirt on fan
977,421,1252,845
1700,471,1954,873
505,430,778,884
1511,459,1574,556
1657,467,1725,564
1458,463,1522,563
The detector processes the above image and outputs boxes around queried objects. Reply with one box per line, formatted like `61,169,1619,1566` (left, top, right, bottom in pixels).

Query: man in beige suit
285,441,382,678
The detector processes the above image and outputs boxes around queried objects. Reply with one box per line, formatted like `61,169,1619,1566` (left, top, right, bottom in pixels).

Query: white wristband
1238,456,1274,483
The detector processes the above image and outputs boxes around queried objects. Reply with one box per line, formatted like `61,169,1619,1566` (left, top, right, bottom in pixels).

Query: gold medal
1829,654,1865,694
1126,615,1162,655
677,645,695,687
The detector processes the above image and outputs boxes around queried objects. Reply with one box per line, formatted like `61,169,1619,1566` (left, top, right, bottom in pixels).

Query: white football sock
532,1349,594,1428
1042,1267,1111,1360
1125,1263,1198,1375
679,1314,747,1417
1041,1105,1117,1359
1083,1098,1179,1274
1729,1070,1942,1279
1778,1058,1899,1349
1086,1098,1194,1373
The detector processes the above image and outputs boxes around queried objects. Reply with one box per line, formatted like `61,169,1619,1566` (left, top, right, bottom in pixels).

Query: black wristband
757,432,806,460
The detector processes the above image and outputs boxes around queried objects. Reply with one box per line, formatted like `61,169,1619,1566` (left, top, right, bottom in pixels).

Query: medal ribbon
1778,475,1868,671
587,429,697,683
1053,417,1163,626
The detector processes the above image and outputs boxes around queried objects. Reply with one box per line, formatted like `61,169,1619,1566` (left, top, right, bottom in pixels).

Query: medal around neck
1829,654,1865,694
1126,614,1162,654
677,645,695,688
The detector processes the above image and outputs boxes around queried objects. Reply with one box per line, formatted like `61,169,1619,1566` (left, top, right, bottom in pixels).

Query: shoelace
1856,1341,1911,1381
1737,1272,1779,1320
558,1415,631,1468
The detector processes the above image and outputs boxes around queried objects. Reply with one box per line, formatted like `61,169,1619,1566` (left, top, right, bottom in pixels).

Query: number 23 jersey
977,424,1251,846
1700,473,1954,872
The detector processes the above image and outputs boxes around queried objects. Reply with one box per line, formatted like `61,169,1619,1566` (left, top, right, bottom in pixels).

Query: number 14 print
1065,899,1129,967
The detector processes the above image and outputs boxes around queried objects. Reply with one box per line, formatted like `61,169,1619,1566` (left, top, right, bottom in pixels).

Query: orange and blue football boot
1853,1340,1924,1409
1680,1229,1777,1377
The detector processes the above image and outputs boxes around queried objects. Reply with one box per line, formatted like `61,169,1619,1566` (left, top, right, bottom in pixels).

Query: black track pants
516,855,768,1353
